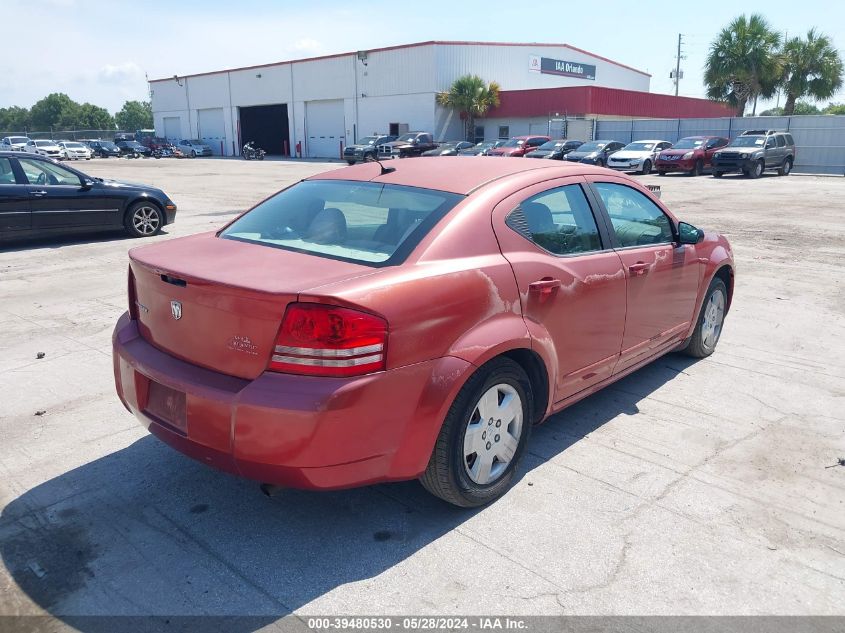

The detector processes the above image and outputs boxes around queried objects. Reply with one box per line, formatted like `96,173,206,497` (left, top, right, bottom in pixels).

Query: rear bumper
112,313,472,490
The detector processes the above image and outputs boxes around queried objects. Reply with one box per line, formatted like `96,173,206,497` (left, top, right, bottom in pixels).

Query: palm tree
436,75,501,141
780,29,843,115
704,14,782,116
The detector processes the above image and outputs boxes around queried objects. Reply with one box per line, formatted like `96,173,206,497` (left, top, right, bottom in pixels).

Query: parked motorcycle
242,141,266,160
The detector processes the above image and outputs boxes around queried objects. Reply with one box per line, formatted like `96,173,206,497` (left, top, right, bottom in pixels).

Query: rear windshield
220,180,464,266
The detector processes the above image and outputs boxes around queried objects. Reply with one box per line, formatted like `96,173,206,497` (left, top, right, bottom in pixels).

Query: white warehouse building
150,40,654,158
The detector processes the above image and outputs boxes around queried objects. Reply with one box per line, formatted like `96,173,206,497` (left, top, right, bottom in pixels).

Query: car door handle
528,278,561,297
628,262,650,276
29,190,47,196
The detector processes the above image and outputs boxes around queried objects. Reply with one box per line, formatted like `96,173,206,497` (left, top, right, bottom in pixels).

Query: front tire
420,358,533,507
682,278,727,358
124,202,163,238
747,160,764,179
690,159,703,176
641,160,652,175
712,170,723,178
190,150,197,158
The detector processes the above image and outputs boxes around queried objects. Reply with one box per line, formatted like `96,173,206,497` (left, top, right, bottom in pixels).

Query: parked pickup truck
377,132,438,159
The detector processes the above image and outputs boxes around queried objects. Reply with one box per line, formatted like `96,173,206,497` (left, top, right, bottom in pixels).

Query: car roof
310,156,611,195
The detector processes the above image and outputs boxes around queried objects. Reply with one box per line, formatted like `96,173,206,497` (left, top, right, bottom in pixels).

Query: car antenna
372,156,395,175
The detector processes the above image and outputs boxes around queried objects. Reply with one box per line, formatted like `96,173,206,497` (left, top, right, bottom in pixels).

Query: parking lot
1,157,843,620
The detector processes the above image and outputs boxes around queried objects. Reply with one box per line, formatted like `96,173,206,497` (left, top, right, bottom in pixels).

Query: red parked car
113,158,734,507
487,135,550,157
655,136,730,176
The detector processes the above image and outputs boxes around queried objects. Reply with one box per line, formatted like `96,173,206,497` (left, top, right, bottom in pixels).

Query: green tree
115,100,152,131
759,106,784,116
704,14,782,116
0,106,31,132
29,93,80,129
780,29,843,115
76,103,115,129
823,102,845,114
436,75,501,141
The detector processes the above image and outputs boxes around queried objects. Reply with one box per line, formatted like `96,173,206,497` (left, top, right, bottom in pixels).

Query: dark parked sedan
86,140,122,158
116,140,151,157
0,152,177,241
525,139,584,160
422,141,475,156
564,140,625,167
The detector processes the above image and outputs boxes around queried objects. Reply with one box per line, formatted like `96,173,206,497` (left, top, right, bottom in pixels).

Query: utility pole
671,33,684,96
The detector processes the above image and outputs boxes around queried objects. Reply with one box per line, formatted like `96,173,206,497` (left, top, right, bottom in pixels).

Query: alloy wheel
132,206,161,236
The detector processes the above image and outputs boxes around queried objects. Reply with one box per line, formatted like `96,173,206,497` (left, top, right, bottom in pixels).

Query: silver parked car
176,139,213,157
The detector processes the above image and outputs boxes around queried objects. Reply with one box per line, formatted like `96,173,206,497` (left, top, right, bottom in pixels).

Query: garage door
197,108,225,155
163,117,181,142
305,100,345,158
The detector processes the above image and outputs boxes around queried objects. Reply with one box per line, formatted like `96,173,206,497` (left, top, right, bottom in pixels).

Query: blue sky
3,0,844,113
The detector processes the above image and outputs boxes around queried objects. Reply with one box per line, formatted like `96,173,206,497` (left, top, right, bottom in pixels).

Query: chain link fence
0,129,131,141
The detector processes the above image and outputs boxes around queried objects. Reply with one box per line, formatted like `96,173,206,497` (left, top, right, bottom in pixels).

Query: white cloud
290,38,323,54
98,62,146,85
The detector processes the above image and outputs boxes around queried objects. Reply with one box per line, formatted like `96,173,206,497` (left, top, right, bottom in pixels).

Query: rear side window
594,182,673,247
220,180,463,266
0,158,15,184
776,135,786,147
785,134,795,146
506,184,602,256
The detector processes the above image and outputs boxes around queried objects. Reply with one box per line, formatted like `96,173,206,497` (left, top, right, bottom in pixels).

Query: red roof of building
486,86,735,119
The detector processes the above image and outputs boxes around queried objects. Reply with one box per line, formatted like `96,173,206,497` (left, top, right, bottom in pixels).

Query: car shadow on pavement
0,231,169,253
0,354,697,628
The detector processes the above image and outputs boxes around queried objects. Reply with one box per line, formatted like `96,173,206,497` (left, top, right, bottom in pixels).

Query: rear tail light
128,266,139,320
269,303,388,377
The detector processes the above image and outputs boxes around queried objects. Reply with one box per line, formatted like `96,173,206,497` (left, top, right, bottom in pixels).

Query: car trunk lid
129,232,375,380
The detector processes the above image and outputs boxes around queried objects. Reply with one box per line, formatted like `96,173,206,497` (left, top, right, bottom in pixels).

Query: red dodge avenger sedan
113,158,734,507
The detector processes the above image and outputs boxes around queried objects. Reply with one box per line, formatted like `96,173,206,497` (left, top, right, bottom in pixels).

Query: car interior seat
305,207,347,244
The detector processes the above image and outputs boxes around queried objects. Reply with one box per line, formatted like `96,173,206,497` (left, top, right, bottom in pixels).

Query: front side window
594,182,673,248
220,180,463,265
506,184,602,256
18,158,81,186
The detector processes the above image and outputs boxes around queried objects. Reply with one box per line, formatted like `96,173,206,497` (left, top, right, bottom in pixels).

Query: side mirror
678,221,704,245
79,176,94,190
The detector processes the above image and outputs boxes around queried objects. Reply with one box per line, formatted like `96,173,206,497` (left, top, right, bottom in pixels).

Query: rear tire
681,278,727,358
657,170,667,176
420,358,533,507
712,170,723,178
346,160,356,165
124,202,163,238
777,158,792,176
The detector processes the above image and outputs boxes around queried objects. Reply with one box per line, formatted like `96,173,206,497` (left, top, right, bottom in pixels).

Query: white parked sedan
23,139,63,159
0,136,30,151
57,141,92,160
607,140,673,175
176,139,213,157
